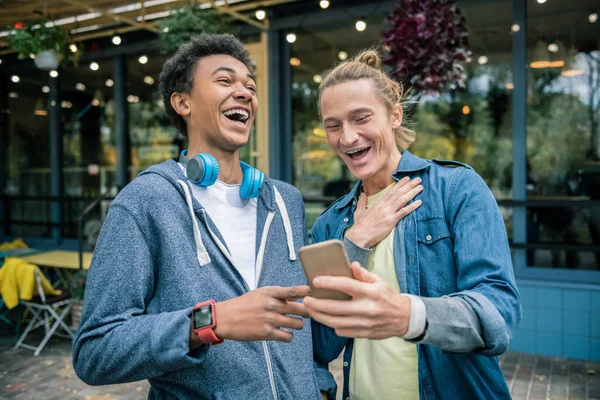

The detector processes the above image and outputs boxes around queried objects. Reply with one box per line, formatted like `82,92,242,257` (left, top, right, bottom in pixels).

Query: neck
362,150,402,196
187,137,243,185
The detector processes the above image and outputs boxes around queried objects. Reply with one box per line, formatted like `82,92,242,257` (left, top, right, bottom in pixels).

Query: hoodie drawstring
177,178,295,266
177,179,211,266
272,186,297,261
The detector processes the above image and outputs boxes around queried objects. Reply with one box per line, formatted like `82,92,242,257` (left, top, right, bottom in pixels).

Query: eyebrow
211,66,256,83
349,107,374,116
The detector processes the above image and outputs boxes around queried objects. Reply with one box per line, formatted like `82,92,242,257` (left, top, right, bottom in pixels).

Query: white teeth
345,147,369,155
223,109,249,121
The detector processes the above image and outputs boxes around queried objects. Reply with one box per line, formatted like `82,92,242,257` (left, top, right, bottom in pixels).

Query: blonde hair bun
356,50,383,71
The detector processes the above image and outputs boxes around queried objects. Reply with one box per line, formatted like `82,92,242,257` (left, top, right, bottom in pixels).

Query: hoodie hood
137,159,296,269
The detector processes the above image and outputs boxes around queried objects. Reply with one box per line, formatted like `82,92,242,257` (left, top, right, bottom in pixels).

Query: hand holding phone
298,239,353,300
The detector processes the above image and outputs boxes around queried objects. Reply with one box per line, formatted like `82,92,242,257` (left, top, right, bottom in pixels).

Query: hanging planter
7,11,79,69
33,48,61,70
382,0,471,96
156,4,233,54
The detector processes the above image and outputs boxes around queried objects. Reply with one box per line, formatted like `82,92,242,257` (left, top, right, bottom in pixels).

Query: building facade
0,0,599,361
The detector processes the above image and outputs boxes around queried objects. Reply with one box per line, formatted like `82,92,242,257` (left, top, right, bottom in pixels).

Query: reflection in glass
526,0,599,269
291,0,514,236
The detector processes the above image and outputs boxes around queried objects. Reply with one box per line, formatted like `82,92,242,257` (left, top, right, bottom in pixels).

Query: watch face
193,305,213,329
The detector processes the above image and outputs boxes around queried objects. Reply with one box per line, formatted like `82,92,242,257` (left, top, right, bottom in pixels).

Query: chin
345,165,373,181
227,138,250,151
218,130,250,148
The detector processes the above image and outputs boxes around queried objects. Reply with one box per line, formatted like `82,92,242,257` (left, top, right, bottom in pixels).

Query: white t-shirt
181,166,258,289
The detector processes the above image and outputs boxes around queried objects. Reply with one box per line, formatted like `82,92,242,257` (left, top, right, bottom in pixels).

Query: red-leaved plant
382,0,471,96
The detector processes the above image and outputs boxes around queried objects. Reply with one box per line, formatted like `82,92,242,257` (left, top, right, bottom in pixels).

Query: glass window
3,67,53,238
291,0,514,235
413,0,513,195
526,0,599,270
291,18,388,232
60,58,118,239
126,53,184,180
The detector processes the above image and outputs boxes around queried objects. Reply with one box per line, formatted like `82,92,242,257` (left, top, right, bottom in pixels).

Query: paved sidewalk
1,335,598,399
499,352,600,400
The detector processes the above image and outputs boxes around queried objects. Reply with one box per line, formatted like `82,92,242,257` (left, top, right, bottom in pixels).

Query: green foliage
7,12,77,65
70,270,88,301
156,6,233,54
412,63,514,196
291,82,345,196
526,87,590,194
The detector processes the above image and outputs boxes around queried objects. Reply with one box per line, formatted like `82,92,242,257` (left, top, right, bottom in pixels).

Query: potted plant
70,270,87,330
7,11,78,70
156,5,233,54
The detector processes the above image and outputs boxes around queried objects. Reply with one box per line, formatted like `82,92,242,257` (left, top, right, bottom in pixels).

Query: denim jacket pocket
416,218,456,295
416,217,450,244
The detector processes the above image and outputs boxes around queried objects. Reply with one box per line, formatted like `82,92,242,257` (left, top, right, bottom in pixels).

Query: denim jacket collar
335,150,431,210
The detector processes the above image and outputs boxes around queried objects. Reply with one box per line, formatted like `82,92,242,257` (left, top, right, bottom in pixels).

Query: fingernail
415,178,422,183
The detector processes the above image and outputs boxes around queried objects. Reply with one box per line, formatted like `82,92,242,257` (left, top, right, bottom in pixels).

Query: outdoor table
19,250,92,288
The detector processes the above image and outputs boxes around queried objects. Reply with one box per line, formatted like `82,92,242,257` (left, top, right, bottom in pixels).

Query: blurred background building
0,0,599,362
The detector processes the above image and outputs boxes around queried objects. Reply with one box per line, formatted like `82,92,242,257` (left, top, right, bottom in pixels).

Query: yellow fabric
0,238,28,250
349,184,419,400
0,257,61,309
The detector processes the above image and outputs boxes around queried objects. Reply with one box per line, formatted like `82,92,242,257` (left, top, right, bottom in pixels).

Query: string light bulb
355,20,366,32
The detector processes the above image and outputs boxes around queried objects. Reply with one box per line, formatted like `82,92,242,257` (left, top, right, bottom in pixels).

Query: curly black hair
159,33,253,136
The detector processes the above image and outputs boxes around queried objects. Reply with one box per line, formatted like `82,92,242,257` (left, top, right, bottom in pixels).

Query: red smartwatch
192,300,223,345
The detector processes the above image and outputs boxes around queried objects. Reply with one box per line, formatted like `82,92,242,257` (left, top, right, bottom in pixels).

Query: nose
340,125,359,147
234,84,253,102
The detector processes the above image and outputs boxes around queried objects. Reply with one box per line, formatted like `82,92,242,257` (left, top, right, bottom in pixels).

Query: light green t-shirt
349,184,419,400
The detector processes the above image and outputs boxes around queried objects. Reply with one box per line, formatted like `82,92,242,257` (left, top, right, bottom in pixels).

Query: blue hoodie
72,160,327,399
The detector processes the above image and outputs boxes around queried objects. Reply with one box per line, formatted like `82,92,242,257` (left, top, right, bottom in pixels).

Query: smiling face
320,78,402,188
172,54,258,154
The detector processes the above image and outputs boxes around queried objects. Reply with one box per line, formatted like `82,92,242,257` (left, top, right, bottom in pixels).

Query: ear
170,92,191,117
390,104,403,130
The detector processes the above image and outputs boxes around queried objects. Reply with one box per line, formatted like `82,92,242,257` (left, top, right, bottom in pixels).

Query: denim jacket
311,150,521,400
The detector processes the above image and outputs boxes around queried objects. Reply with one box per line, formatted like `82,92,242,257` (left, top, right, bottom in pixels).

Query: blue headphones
179,150,265,199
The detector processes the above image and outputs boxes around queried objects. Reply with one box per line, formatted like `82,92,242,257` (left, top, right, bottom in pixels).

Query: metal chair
0,298,22,342
13,268,73,356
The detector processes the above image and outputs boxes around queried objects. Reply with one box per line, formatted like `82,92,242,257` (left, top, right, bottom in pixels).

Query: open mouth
222,108,250,126
345,146,371,160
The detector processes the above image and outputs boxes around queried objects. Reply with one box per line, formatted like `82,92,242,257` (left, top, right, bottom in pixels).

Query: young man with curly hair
73,34,336,399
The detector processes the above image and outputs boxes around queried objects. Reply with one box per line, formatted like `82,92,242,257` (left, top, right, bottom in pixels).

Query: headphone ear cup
187,154,219,186
200,154,219,186
186,157,205,185
240,166,264,199
240,167,254,200
254,170,265,198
